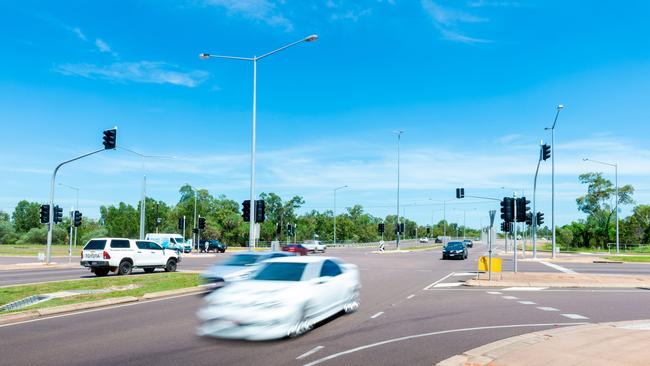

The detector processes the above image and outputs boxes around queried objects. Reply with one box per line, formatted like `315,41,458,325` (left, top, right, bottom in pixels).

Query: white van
145,233,191,253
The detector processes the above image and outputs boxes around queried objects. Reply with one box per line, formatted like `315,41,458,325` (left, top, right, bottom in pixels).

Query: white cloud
72,27,87,41
421,0,491,44
94,38,117,57
204,0,293,31
55,61,210,87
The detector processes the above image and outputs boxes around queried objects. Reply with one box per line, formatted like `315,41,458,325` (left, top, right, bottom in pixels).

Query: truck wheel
143,268,155,273
94,268,109,277
165,259,177,272
118,260,133,275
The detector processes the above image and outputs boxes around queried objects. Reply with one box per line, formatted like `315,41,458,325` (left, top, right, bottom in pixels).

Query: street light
120,147,176,240
58,183,79,251
200,35,318,250
393,130,404,250
583,158,619,254
333,185,348,244
545,104,564,258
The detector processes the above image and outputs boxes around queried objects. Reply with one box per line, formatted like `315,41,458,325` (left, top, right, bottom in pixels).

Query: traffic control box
478,256,502,272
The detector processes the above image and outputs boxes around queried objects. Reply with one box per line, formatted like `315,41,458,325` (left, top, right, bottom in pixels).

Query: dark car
281,244,309,256
463,239,474,248
196,240,227,253
442,241,468,260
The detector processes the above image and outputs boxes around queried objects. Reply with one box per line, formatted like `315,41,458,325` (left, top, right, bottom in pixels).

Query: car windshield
445,242,465,250
175,238,185,244
252,262,307,281
221,254,259,266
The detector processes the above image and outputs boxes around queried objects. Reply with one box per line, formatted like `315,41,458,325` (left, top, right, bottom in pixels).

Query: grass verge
0,272,200,313
0,244,73,257
603,256,650,263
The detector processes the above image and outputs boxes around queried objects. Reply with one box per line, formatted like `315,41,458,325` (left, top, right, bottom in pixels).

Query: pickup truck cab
81,238,181,277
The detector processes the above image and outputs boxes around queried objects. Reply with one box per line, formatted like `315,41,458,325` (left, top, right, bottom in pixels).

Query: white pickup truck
81,238,181,277
302,240,326,253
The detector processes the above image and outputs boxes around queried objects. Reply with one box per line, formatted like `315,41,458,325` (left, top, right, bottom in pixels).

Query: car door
147,241,166,266
314,259,345,317
135,241,154,265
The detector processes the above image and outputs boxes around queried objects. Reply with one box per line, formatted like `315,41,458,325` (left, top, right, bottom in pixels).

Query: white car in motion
196,256,360,341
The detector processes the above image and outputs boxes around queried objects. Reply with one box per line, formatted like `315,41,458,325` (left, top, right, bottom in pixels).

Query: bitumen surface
1,243,650,366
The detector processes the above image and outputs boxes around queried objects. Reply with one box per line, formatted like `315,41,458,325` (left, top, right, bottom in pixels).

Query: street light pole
545,104,564,258
583,158,619,254
393,130,404,250
59,183,79,248
200,35,318,251
333,185,348,245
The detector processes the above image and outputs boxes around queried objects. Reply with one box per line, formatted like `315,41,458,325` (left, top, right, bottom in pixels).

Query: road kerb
0,286,207,325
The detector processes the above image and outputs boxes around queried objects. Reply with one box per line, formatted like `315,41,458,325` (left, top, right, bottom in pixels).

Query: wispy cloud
467,0,519,8
204,0,293,31
421,0,491,44
55,61,209,87
72,27,87,41
94,38,118,57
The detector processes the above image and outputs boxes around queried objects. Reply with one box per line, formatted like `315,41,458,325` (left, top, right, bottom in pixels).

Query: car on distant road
81,238,181,276
196,256,360,340
197,239,227,253
419,237,429,243
434,238,443,243
302,240,326,253
282,244,309,256
463,239,473,248
201,252,295,285
441,241,468,260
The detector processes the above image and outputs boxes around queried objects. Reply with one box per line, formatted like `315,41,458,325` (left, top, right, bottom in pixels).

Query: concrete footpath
437,319,650,366
466,272,650,288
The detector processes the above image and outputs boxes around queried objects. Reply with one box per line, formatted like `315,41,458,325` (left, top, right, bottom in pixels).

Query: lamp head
557,104,565,110
199,53,211,59
304,34,319,42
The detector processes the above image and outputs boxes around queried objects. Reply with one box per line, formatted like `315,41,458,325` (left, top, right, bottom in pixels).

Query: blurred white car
419,237,429,243
196,256,360,340
302,240,326,253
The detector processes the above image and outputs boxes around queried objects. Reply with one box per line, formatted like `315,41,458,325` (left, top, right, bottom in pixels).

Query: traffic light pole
533,144,542,259
47,148,105,264
513,192,518,273
68,209,74,264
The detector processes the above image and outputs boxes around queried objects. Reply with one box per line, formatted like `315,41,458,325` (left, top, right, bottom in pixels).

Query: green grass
603,256,650,263
0,272,200,313
0,244,74,257
401,244,443,251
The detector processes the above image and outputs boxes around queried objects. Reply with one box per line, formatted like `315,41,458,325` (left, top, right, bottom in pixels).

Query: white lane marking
370,312,384,319
301,322,588,366
562,313,589,320
433,282,464,288
406,294,415,299
502,296,519,300
452,272,477,276
423,272,455,290
487,291,502,295
296,346,324,360
502,287,548,291
537,307,559,312
540,261,577,274
518,301,537,305
0,291,204,329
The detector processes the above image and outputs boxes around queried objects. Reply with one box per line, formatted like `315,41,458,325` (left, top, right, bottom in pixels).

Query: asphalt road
1,243,650,366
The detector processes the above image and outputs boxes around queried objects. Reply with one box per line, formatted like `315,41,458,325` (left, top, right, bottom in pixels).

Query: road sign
489,210,496,227
478,256,502,272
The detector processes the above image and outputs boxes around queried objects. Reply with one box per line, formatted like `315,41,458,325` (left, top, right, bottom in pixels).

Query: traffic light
102,128,117,150
178,217,185,230
426,227,431,235
198,217,206,230
399,222,405,234
516,197,530,222
456,188,465,199
536,212,545,226
378,222,385,234
286,224,294,236
500,197,514,222
40,204,50,224
276,223,281,235
242,200,250,222
541,144,551,161
255,200,265,223
193,228,198,234
73,211,82,227
53,205,63,223
500,222,505,232
525,212,533,226
501,221,512,232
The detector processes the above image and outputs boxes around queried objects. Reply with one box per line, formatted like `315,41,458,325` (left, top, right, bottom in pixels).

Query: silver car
201,252,295,284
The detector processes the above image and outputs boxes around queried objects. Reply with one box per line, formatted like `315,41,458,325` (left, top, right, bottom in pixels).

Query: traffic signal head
276,223,282,235
40,204,50,224
541,144,551,161
516,197,531,222
53,205,63,223
102,128,117,150
399,222,405,234
178,217,185,230
456,188,465,199
500,197,514,222
73,211,82,227
242,200,251,222
525,212,533,226
198,217,206,230
378,222,385,233
255,199,265,223
536,212,545,226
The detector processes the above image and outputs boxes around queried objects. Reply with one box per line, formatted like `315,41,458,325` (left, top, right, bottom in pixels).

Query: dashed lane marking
562,313,589,320
433,282,464,288
502,296,519,300
296,346,324,360
370,312,384,319
502,287,548,291
487,291,503,295
540,261,577,274
518,301,537,305
407,294,415,299
537,307,559,312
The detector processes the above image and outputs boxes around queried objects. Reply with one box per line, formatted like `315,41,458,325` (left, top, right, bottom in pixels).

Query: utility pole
394,130,404,250
513,191,518,273
546,104,564,258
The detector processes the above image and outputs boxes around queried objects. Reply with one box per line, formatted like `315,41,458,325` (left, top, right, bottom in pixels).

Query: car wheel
343,288,360,313
165,258,177,272
143,268,155,273
287,304,313,338
118,260,133,276
94,268,109,277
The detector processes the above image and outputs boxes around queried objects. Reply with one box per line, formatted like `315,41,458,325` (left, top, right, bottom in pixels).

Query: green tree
621,204,650,244
100,202,139,238
12,200,41,233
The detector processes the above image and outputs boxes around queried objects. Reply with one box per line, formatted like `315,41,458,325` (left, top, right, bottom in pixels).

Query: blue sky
1,0,650,229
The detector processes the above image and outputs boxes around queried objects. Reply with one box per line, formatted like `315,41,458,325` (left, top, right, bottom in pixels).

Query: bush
79,228,108,245
0,221,18,244
16,226,68,245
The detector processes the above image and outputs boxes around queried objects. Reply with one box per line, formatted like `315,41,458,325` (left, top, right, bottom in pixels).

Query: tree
12,200,41,233
576,172,634,247
621,205,650,244
100,202,139,238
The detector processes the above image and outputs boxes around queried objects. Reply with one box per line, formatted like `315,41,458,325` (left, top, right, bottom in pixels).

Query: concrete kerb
0,286,207,325
435,320,650,366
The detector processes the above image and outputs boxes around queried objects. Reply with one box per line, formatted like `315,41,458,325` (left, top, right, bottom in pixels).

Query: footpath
465,271,650,288
437,319,650,366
